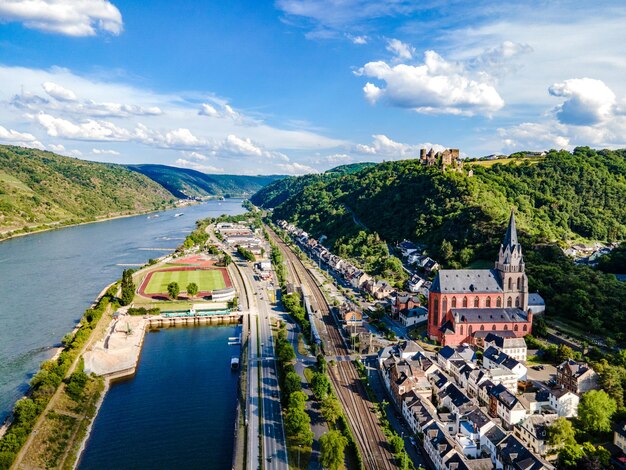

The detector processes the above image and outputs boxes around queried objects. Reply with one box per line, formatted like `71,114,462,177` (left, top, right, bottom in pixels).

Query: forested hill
127,164,285,199
0,146,174,237
253,147,626,343
254,147,626,264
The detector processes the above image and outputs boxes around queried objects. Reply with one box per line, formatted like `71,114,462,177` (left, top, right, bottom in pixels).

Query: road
231,257,288,470
267,225,398,470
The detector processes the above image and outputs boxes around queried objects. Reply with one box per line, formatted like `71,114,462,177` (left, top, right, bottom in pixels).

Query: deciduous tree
167,282,180,300
319,430,348,470
578,390,617,433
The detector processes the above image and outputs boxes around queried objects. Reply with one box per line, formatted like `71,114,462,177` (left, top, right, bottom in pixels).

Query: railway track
267,226,396,470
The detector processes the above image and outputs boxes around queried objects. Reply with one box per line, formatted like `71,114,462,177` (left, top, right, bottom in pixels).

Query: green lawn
145,269,226,294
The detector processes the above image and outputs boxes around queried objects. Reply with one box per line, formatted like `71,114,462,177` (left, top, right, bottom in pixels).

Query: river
0,199,245,422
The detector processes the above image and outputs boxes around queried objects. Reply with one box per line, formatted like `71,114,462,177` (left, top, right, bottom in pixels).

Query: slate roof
431,269,503,294
497,435,549,470
452,308,529,324
484,424,507,446
528,293,545,306
463,407,491,430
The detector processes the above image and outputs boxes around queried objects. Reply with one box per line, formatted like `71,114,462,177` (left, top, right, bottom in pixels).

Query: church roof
431,269,502,294
451,307,529,323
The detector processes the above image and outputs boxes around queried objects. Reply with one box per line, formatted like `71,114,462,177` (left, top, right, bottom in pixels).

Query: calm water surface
0,199,245,421
78,325,240,470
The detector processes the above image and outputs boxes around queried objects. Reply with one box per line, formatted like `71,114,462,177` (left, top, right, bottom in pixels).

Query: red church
427,211,533,346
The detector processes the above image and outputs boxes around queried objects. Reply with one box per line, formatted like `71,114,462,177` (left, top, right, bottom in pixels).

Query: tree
222,253,232,266
284,371,302,397
578,390,617,433
389,434,404,454
547,417,576,447
319,430,348,470
557,344,575,363
311,372,331,400
167,282,180,300
320,396,342,425
598,365,625,409
186,282,199,299
558,443,585,469
120,268,136,306
440,239,453,263
285,407,313,446
316,354,327,374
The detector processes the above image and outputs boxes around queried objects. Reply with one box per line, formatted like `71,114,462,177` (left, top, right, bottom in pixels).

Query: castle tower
495,210,528,310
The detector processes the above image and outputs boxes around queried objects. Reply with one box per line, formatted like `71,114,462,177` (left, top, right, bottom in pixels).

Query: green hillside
0,146,174,237
127,164,285,199
253,147,626,342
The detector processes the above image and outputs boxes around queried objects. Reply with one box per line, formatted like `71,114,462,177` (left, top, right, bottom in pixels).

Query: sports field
144,269,227,294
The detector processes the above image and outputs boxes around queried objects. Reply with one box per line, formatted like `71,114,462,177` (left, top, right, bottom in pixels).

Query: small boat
174,213,184,217
231,357,240,370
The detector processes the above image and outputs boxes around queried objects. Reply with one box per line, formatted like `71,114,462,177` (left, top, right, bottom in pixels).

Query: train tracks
267,226,396,470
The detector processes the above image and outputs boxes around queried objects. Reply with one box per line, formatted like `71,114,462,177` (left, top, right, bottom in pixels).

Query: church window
474,296,479,308
504,325,508,330
480,325,485,331
452,297,457,308
515,297,520,307
508,278,512,290
496,297,502,308
492,325,496,330
469,326,473,335
460,325,463,335
462,297,468,308
434,299,439,314
442,298,448,313
523,325,528,332
514,324,519,332
517,278,521,290
507,297,512,307
486,297,491,308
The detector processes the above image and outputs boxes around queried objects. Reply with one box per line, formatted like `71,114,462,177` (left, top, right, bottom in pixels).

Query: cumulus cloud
32,112,131,140
276,162,318,175
313,153,353,164
386,38,414,60
549,78,616,126
357,50,505,115
42,81,76,101
468,41,533,77
174,158,224,174
198,103,219,118
0,0,123,36
0,125,38,142
346,34,367,45
355,134,445,158
91,148,120,155
498,122,570,151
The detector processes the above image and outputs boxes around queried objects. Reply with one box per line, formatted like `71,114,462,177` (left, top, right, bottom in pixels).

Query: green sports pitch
144,269,227,294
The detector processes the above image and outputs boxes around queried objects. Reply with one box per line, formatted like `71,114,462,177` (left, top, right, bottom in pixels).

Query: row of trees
166,281,199,300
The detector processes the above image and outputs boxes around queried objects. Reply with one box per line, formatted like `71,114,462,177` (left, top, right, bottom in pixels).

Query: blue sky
1,0,626,174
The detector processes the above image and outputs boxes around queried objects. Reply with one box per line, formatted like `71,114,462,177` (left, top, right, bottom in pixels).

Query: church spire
503,210,518,248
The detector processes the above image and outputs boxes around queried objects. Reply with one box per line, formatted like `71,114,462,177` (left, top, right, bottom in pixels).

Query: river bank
0,200,197,243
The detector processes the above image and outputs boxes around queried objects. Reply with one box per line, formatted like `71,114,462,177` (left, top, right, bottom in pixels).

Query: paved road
239,261,288,470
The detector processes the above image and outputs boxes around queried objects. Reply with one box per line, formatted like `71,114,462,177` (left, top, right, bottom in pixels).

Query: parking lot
526,363,557,383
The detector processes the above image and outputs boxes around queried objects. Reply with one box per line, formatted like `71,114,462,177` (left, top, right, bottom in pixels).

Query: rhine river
0,199,245,422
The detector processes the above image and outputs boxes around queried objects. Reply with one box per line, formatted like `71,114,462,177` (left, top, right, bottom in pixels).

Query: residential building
615,423,626,454
489,383,527,429
400,306,428,327
483,332,528,362
515,414,557,457
496,434,553,470
548,387,579,418
483,346,528,381
437,345,477,371
555,360,599,394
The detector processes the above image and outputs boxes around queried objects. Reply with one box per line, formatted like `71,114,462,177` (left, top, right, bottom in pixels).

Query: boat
231,356,240,370
174,213,184,217
147,214,160,219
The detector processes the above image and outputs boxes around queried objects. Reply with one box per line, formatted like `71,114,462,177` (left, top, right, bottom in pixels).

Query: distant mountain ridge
127,164,285,199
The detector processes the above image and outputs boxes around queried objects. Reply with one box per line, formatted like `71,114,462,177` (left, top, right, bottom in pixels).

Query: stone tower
495,211,528,310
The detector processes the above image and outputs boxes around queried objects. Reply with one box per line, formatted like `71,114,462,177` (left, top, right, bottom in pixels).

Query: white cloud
91,148,120,155
0,0,123,36
386,38,414,60
174,158,224,174
498,122,570,151
198,103,219,117
346,34,367,45
313,153,354,164
357,51,504,115
548,78,616,126
32,112,131,140
355,134,445,158
276,162,318,175
0,125,37,142
183,151,208,161
42,81,76,101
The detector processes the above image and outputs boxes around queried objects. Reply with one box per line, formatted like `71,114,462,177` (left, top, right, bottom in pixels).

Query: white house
549,388,579,418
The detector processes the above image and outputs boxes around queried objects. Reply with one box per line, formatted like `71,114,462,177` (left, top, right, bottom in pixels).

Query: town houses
378,340,558,470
